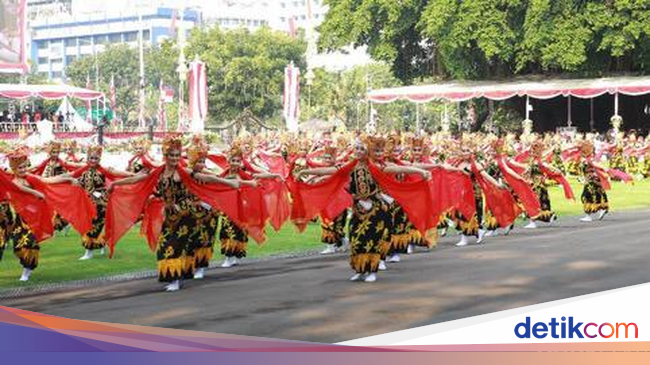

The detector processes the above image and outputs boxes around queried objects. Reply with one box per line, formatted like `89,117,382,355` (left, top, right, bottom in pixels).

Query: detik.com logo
515,317,638,339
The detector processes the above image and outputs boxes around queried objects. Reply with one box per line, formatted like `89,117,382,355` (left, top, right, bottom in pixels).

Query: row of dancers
0,130,646,289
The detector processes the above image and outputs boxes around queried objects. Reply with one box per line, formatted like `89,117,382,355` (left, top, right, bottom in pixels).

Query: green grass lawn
1,179,648,290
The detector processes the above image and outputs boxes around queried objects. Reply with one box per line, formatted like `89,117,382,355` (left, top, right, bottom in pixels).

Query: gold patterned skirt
192,207,219,269
532,183,555,222
156,209,197,282
349,197,391,274
0,207,40,270
320,210,347,246
581,180,609,214
219,216,248,259
82,202,106,250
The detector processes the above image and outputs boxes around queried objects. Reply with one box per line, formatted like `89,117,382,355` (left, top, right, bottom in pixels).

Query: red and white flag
287,17,297,38
158,80,167,131
85,74,92,122
109,75,116,110
188,60,207,133
283,62,300,132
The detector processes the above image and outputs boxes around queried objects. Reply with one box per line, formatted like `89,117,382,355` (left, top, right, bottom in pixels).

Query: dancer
579,141,609,222
72,145,133,260
218,144,283,268
297,136,430,283
109,137,239,292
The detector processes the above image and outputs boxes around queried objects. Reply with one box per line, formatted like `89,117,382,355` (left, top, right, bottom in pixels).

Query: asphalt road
4,209,650,343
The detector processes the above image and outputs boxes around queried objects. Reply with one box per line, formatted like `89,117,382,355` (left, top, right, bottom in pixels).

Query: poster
0,0,27,73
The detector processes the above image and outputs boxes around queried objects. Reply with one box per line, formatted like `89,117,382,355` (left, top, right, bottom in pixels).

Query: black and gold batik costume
79,168,108,250
192,204,219,269
581,162,609,214
348,163,391,274
0,202,39,270
320,210,347,248
527,163,555,222
155,173,197,282
219,172,248,259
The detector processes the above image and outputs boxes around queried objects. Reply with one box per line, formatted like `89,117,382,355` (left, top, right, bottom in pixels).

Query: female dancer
74,146,133,260
110,137,239,292
218,145,283,268
578,141,609,222
297,136,430,283
2,149,81,281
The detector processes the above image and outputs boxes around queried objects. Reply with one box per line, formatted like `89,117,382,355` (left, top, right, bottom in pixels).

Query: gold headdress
386,132,402,152
87,145,103,158
7,147,29,171
530,140,545,157
187,143,209,167
63,139,78,151
228,142,244,160
45,141,62,154
579,140,594,157
162,135,183,155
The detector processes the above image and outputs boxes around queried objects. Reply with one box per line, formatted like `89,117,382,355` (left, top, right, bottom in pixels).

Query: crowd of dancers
0,129,647,290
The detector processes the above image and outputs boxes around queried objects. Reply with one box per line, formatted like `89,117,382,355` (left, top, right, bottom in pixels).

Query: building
29,6,199,80
27,0,72,21
193,0,270,31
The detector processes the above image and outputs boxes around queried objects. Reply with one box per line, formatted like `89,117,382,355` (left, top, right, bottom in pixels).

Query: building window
51,71,63,78
37,41,49,50
109,33,122,43
301,15,306,20
95,35,108,45
64,38,76,47
66,55,76,64
280,17,285,22
79,36,92,45
280,2,285,7
37,57,48,65
143,30,151,40
124,32,137,42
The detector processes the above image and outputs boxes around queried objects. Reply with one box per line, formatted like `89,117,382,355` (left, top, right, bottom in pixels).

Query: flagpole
138,12,145,130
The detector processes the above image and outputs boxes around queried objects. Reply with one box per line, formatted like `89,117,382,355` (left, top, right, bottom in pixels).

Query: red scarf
497,156,541,217
471,161,520,228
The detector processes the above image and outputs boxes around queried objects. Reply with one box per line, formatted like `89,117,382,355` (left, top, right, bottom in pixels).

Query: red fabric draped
25,175,96,235
207,154,229,171
505,159,526,176
288,160,358,232
0,171,53,242
140,197,165,252
497,157,541,217
368,162,438,235
128,154,158,171
256,151,288,177
562,147,581,162
539,161,575,200
30,157,75,176
66,153,82,163
446,171,476,219
105,166,165,257
514,151,530,163
471,162,520,228
258,179,291,232
607,168,633,184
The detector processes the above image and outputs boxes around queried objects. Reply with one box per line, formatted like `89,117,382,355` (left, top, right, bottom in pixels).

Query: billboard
0,0,27,74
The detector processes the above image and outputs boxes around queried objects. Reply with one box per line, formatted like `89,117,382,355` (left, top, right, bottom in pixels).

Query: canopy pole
589,98,594,131
525,95,530,120
614,91,619,116
567,95,572,127
415,103,421,134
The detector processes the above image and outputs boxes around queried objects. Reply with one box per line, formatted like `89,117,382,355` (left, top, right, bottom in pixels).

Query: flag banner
0,0,27,73
188,60,207,133
283,62,300,132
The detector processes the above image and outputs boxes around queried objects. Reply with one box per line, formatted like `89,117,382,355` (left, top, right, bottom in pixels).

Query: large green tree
319,0,650,82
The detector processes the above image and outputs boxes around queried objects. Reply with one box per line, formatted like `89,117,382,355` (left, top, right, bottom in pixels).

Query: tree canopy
318,0,650,82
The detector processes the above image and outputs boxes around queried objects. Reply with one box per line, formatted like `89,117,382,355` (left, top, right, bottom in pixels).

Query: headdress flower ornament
7,147,29,172
162,136,183,155
63,139,78,151
188,144,209,167
228,143,244,160
45,141,62,153
87,145,103,157
579,140,594,157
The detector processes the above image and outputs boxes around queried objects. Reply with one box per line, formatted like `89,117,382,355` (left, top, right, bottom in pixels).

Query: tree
66,43,178,128
319,0,650,82
185,26,307,125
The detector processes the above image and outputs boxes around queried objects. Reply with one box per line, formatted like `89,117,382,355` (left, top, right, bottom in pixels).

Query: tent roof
0,83,103,101
367,76,650,104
